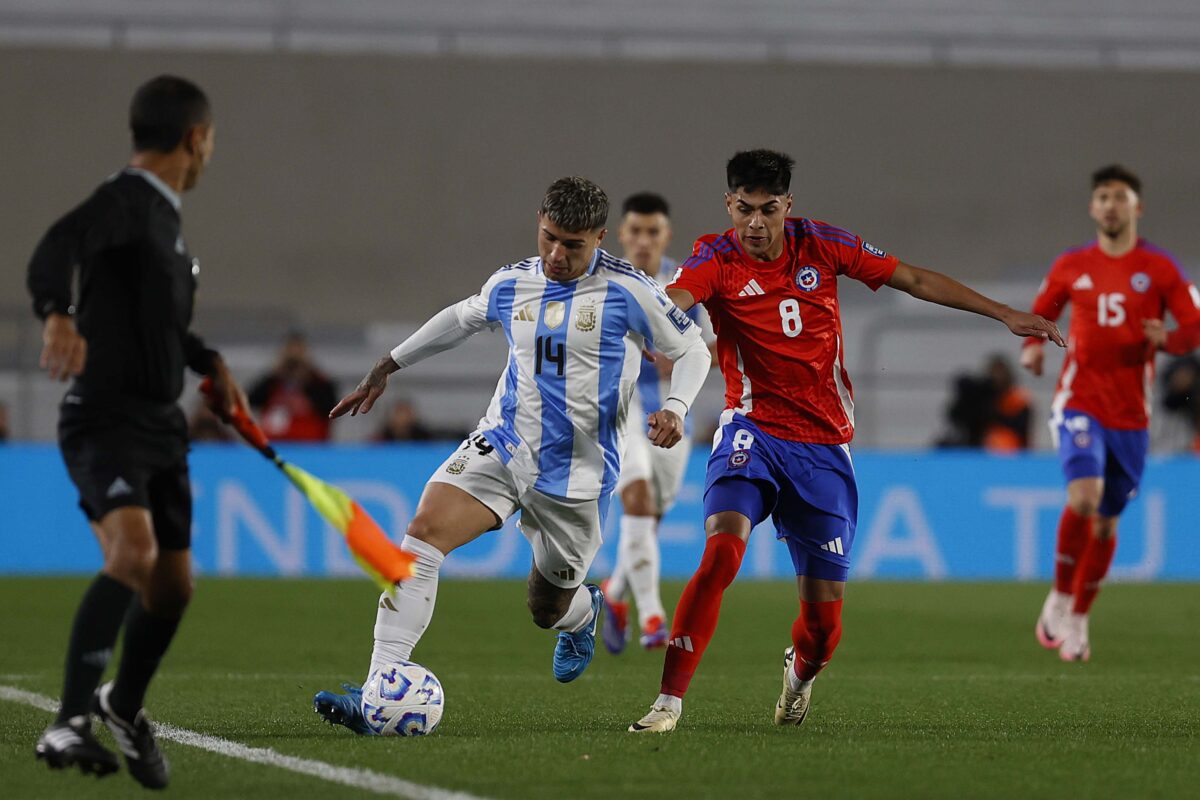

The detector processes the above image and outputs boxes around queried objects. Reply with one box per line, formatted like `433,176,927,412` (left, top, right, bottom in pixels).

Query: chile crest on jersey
794,265,821,292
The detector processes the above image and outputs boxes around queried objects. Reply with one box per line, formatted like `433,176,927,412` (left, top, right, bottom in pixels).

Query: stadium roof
2,0,1200,70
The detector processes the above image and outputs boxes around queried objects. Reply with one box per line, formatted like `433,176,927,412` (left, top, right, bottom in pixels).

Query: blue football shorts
1053,409,1148,517
702,414,858,582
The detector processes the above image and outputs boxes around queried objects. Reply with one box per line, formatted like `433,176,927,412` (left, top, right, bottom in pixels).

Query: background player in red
1026,165,1200,662
628,149,1063,733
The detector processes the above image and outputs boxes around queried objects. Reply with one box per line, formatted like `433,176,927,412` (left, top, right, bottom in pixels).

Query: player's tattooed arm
330,355,398,418
887,262,1065,346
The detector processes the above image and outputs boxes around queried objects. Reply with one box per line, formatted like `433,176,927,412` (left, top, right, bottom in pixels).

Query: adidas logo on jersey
106,477,133,498
1072,274,1094,291
819,537,845,556
738,279,766,297
669,635,694,652
515,304,537,322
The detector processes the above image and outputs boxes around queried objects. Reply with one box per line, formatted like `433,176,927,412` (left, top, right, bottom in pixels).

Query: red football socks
791,599,844,681
660,533,746,698
1072,535,1117,615
1054,507,1092,594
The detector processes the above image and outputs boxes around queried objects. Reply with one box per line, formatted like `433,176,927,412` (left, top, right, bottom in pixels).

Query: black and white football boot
92,682,170,790
34,715,120,777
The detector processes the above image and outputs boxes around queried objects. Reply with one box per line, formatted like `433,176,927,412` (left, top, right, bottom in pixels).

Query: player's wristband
663,397,689,419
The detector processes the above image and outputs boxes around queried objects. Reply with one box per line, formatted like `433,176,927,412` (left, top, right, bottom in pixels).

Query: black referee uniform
27,168,218,548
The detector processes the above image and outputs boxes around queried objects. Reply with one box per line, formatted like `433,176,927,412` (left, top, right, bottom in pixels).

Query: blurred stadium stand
4,1,1200,69
0,282,1090,450
2,1,1197,449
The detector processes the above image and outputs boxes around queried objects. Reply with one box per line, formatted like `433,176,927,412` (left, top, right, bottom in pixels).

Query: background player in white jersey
312,177,711,733
604,192,713,652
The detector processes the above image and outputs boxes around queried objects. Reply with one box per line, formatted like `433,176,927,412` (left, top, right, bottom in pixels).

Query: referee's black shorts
58,395,192,551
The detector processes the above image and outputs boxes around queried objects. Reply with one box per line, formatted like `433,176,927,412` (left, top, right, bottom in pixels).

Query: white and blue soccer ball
361,662,444,736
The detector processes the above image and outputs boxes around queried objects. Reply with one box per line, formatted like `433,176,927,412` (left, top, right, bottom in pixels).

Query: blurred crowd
935,354,1033,452
187,332,465,444
935,352,1200,453
6,333,1200,453
1158,354,1200,453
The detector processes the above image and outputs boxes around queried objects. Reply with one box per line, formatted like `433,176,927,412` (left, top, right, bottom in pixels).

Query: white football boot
1035,589,1072,650
628,704,680,733
774,647,812,726
1058,613,1091,662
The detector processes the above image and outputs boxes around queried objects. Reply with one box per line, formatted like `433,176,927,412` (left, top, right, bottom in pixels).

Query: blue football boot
553,584,603,683
313,683,376,735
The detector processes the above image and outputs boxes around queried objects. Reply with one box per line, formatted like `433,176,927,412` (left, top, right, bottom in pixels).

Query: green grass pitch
2,578,1197,799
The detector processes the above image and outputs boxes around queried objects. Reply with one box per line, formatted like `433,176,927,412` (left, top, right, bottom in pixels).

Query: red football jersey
1029,238,1200,430
670,218,898,443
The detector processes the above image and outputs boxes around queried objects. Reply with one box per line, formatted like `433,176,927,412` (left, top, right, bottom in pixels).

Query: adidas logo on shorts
819,537,845,556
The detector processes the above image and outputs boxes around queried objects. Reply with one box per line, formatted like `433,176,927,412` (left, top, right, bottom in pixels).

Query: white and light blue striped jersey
455,249,703,500
630,256,709,438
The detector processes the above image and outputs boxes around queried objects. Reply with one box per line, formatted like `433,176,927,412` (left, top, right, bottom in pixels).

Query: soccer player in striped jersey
604,192,713,653
629,149,1062,733
311,177,711,734
1027,165,1200,662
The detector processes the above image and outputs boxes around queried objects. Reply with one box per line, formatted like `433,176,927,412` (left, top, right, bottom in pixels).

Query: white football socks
607,543,630,603
786,668,815,693
620,515,665,627
654,693,682,714
552,584,596,633
367,536,445,679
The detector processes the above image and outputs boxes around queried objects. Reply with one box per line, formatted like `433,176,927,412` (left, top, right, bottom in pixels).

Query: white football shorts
428,433,606,588
616,392,693,515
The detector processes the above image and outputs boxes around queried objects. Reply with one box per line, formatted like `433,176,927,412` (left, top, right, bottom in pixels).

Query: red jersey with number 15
1029,238,1200,430
669,218,898,444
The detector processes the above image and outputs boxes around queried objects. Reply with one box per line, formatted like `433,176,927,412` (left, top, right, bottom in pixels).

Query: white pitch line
0,685,488,800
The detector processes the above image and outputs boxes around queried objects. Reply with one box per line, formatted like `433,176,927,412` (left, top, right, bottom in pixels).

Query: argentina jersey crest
472,250,659,501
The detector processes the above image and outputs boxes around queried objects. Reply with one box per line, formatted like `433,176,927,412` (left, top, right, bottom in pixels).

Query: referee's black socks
108,600,181,720
57,573,133,722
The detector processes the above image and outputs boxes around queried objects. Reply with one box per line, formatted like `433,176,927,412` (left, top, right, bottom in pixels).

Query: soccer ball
360,662,445,736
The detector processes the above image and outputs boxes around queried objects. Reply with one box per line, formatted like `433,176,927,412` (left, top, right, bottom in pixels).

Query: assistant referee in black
27,75,246,790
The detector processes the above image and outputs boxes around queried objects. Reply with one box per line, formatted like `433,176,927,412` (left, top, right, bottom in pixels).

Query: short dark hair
726,149,794,195
1092,164,1141,195
622,192,670,218
129,75,211,153
540,177,609,232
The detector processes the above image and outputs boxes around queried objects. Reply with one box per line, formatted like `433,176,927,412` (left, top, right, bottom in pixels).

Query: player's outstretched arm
331,300,488,418
331,354,397,418
886,262,1065,346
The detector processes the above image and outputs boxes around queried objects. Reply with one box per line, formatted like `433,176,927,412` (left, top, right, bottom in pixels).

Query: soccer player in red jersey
628,149,1063,732
1027,165,1200,662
